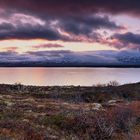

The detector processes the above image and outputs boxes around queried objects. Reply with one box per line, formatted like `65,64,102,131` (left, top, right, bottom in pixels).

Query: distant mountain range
117,56,140,64
0,50,140,67
0,60,140,67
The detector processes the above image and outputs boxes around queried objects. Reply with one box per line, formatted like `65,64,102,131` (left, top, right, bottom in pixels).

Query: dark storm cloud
0,14,123,42
0,0,135,49
0,0,140,16
0,22,63,40
113,32,140,45
110,32,140,49
0,22,13,30
58,15,123,36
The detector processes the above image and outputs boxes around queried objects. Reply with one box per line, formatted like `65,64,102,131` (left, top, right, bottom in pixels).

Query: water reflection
0,68,139,86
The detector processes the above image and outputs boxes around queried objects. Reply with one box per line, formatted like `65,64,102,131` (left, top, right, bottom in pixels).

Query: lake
0,68,140,86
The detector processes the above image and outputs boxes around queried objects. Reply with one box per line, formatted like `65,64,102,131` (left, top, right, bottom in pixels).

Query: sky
0,0,140,65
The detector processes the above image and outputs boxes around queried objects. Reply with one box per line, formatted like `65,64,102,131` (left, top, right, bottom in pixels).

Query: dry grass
0,83,139,139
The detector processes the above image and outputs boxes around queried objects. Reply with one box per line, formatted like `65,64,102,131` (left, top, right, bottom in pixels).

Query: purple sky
0,0,140,65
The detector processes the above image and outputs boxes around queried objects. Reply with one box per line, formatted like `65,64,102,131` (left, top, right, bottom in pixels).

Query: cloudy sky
0,0,140,65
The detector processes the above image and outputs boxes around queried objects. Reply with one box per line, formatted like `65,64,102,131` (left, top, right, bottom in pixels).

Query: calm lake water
0,68,140,86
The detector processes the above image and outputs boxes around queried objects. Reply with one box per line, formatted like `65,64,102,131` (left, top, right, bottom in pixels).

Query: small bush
0,109,23,120
107,81,120,87
43,114,66,127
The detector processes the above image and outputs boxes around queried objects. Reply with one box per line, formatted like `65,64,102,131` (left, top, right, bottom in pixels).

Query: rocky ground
0,83,140,139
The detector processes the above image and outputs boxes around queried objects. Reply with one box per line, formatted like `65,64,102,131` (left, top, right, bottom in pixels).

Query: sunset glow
0,0,139,66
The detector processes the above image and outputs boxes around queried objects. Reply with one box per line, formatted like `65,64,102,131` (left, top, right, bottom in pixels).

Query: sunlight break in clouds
0,0,139,65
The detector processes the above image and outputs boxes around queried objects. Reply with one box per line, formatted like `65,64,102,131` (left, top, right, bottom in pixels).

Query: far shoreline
0,66,140,68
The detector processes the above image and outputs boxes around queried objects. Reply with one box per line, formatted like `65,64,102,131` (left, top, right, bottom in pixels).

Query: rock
105,99,125,108
108,99,124,104
85,103,103,111
108,100,117,104
5,101,14,107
